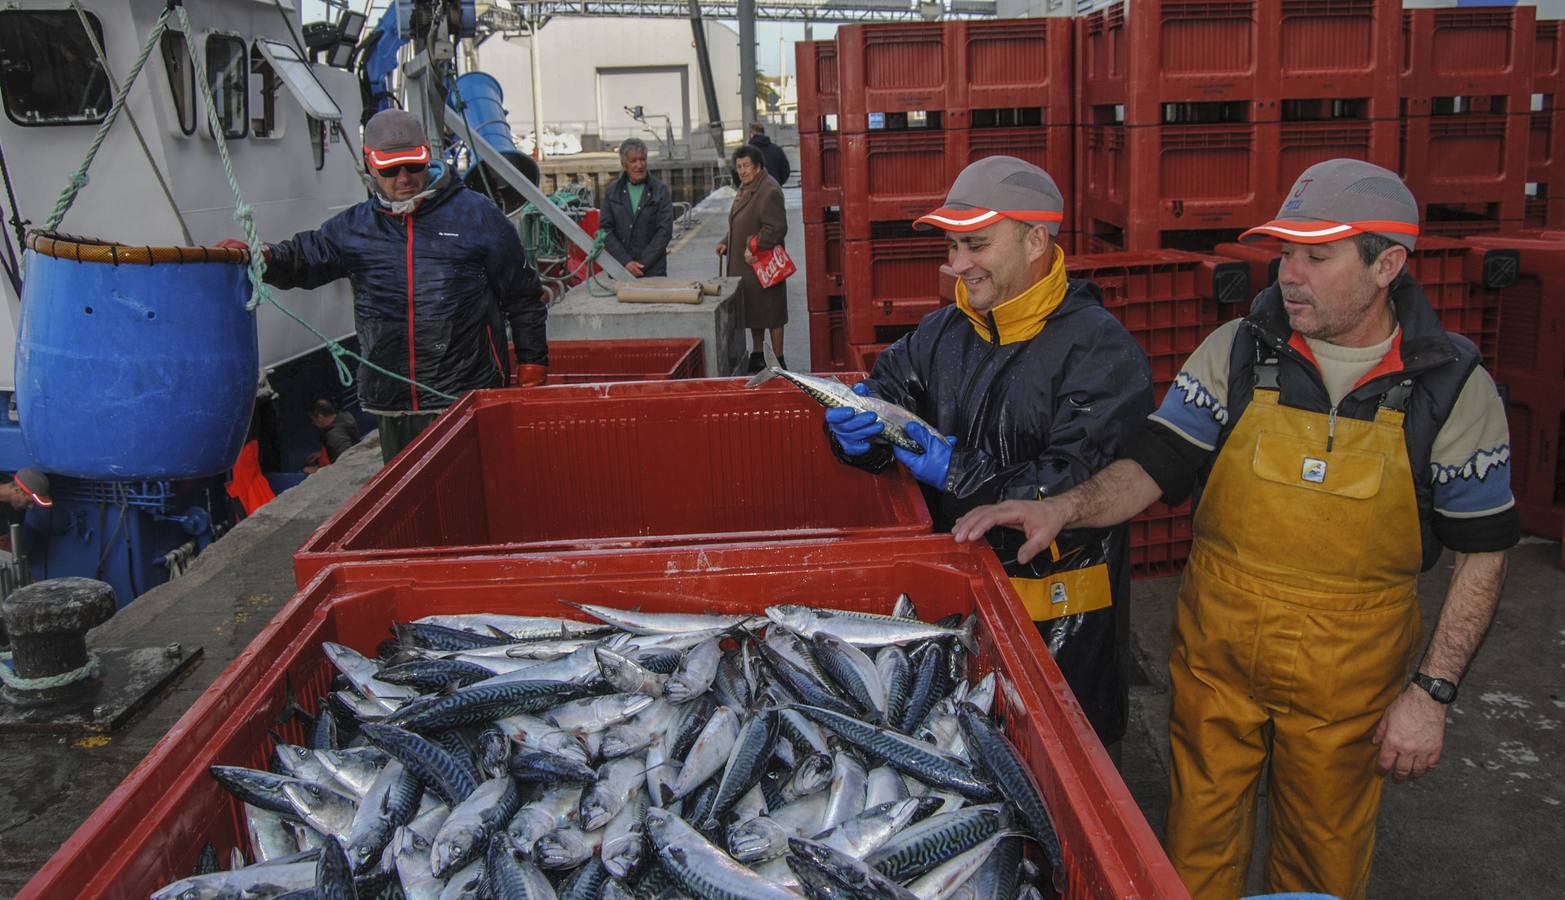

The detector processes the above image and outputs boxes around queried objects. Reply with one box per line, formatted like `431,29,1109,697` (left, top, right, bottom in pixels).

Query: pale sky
298,1,837,76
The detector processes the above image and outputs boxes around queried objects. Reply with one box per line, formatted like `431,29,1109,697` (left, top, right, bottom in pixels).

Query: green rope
43,6,174,232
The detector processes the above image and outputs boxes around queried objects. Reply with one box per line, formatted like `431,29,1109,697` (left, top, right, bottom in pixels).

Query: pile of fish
153,599,1065,899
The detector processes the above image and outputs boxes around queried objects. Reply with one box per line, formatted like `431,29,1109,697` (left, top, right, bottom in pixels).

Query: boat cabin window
250,43,282,138
255,40,343,123
205,33,247,139
0,11,112,127
161,32,197,136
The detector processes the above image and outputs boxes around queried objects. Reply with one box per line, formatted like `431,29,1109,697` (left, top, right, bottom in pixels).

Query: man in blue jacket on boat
221,109,546,463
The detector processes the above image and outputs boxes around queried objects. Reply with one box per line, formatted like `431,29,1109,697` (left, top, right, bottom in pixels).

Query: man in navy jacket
598,137,674,277
223,110,546,463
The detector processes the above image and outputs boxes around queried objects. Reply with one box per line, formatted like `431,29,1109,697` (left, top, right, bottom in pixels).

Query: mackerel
596,647,669,696
766,605,970,649
281,780,359,842
148,862,315,900
955,703,1062,872
899,642,950,735
314,836,354,900
601,793,649,879
415,612,614,641
703,709,779,828
487,832,560,899
344,761,422,873
908,833,1008,900
581,756,647,830
875,646,913,730
565,602,757,636
746,366,944,454
864,766,910,809
560,856,613,900
664,637,722,704
322,642,419,703
811,797,925,860
809,633,886,723
785,837,918,900
820,752,867,832
864,804,1010,881
535,824,605,869
547,692,656,735
432,775,523,878
645,808,800,900
790,705,998,802
665,706,740,802
387,679,591,731
359,724,478,808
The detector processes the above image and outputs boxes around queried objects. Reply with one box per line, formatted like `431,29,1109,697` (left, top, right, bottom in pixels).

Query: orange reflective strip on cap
914,207,1065,232
365,144,431,168
1240,218,1421,244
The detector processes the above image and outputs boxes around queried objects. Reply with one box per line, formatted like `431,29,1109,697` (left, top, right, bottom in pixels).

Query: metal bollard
0,577,116,707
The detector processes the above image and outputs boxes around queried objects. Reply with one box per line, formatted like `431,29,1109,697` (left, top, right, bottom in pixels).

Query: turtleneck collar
954,244,1069,344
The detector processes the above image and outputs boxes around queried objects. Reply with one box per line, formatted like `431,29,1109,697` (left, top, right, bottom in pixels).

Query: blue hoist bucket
16,235,258,479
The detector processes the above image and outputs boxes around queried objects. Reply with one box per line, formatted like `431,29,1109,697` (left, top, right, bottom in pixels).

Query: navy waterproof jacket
264,169,545,414
598,172,674,276
833,278,1154,744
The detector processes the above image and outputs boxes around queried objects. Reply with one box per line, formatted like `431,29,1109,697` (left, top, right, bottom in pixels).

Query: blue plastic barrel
16,236,258,479
454,71,540,189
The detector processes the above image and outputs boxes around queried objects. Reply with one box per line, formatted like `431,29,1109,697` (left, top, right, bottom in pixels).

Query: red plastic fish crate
1275,118,1400,197
795,39,839,133
24,538,1188,900
965,124,1075,202
835,22,960,133
799,131,842,223
809,305,850,372
1528,107,1565,187
1404,236,1501,363
1501,373,1565,539
1130,500,1195,580
951,19,1073,122
1078,1,1273,123
1536,18,1565,96
840,129,964,239
1399,107,1529,216
1465,234,1565,382
853,341,890,375
804,218,844,307
1066,251,1251,399
843,235,950,344
510,338,704,385
293,381,932,586
1080,119,1277,250
1401,6,1536,99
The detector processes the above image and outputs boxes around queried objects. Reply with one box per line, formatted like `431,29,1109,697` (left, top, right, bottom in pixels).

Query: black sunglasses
376,162,427,177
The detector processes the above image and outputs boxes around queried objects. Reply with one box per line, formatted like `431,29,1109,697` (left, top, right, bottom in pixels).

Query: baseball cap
363,110,432,169
13,468,50,508
1241,158,1420,250
914,156,1065,235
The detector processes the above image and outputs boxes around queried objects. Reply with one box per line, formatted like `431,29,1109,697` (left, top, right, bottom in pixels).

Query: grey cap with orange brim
913,156,1065,236
363,109,432,169
1241,158,1420,250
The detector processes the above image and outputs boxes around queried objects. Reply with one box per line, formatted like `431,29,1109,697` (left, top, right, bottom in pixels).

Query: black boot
747,351,765,374
778,355,787,370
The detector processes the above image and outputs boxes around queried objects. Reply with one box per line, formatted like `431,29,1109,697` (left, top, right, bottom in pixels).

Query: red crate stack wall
1076,0,1401,251
1530,20,1565,227
804,19,1074,371
1400,6,1535,234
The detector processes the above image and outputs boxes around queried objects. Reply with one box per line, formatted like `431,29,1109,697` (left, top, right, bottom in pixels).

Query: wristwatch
1411,672,1458,704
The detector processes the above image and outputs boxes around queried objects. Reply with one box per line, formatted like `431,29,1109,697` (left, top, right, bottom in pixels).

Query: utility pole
527,11,546,160
739,0,756,136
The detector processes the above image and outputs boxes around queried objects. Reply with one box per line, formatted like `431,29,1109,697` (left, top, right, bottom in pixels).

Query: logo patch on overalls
1301,457,1327,484
1050,582,1069,605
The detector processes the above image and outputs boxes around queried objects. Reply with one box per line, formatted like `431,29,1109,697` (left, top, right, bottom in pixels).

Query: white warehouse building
475,17,744,154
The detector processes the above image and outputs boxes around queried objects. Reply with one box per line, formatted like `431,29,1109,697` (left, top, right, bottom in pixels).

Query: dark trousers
377,413,440,464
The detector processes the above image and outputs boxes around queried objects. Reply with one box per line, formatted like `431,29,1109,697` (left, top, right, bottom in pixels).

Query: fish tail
745,366,781,388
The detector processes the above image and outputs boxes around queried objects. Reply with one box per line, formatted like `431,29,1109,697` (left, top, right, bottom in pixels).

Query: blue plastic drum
16,236,258,479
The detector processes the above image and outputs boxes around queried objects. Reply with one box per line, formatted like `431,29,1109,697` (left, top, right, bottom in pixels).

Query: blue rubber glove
825,382,883,456
893,420,955,489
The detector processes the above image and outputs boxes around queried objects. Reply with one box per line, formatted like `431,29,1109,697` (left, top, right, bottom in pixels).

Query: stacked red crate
1465,232,1565,540
1530,20,1565,227
1077,0,1401,251
823,19,1074,366
797,40,846,371
1064,250,1250,578
1400,6,1534,233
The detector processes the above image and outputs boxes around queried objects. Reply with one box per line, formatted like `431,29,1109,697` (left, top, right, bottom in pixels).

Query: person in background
719,144,790,373
952,159,1516,900
748,123,791,187
303,399,362,474
825,156,1154,749
598,137,674,278
0,468,50,554
218,109,547,465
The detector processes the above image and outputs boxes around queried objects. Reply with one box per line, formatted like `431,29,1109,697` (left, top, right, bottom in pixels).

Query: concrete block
546,277,747,376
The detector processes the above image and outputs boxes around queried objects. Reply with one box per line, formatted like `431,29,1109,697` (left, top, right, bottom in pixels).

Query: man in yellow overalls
952,159,1517,899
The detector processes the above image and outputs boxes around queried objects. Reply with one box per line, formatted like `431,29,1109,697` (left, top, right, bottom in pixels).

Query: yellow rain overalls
1164,359,1424,900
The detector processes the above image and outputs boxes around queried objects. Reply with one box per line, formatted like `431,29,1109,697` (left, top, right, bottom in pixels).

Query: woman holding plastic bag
718,144,792,373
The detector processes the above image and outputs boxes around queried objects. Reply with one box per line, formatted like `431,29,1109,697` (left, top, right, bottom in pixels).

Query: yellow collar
955,244,1069,344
